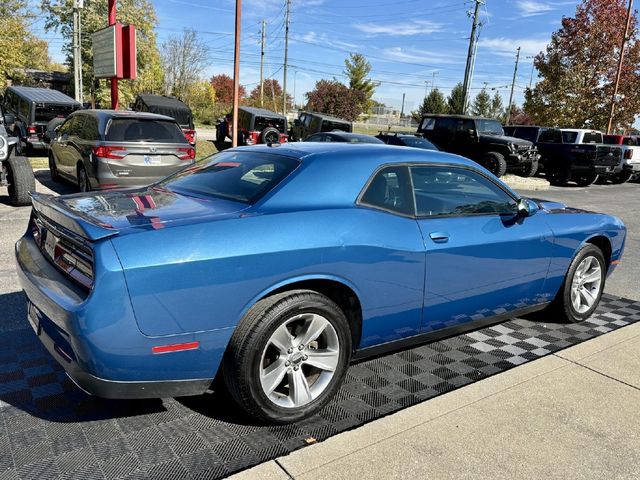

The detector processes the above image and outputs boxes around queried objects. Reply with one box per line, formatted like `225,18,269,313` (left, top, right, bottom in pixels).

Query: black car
376,132,439,150
133,94,196,145
217,107,288,146
417,115,538,177
304,132,383,144
2,86,82,154
289,111,352,141
503,125,549,144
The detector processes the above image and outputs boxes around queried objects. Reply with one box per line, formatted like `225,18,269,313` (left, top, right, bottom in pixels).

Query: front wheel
547,244,606,323
5,154,35,206
574,172,599,187
223,290,352,424
480,152,507,177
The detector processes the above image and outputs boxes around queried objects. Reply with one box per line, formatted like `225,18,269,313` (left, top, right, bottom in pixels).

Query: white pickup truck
603,134,640,183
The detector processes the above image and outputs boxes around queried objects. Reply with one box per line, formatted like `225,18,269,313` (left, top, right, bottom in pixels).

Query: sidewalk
230,320,640,480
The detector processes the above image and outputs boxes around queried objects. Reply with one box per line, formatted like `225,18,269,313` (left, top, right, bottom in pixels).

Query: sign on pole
91,24,123,79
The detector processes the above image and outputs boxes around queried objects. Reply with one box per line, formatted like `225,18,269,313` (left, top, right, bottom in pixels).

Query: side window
421,118,436,130
303,114,312,128
60,116,77,137
18,99,29,120
78,115,99,141
359,166,414,216
411,166,516,217
435,118,455,135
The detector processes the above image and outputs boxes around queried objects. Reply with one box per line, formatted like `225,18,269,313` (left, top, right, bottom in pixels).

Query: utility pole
400,93,405,118
607,0,633,135
431,71,438,93
260,20,265,108
282,0,291,115
461,0,482,114
72,0,83,103
505,46,521,126
232,0,242,147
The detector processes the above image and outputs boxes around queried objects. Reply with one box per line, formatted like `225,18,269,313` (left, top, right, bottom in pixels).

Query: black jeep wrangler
0,107,36,206
216,107,288,146
289,111,352,142
417,115,538,177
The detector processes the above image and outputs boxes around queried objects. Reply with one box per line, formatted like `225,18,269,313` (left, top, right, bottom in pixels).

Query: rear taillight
183,129,197,144
53,244,94,289
177,147,195,161
624,149,633,159
92,146,127,160
28,125,37,135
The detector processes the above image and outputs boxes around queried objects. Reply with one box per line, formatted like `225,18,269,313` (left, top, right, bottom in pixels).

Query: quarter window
411,166,516,217
360,166,413,216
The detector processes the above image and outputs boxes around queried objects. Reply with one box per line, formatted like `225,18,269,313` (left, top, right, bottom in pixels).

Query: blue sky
38,0,581,112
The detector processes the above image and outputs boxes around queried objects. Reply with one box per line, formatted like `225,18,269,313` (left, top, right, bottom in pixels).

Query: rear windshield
323,120,351,132
337,134,383,143
582,132,602,144
401,136,438,150
35,104,79,123
561,131,578,143
106,118,187,143
159,151,300,204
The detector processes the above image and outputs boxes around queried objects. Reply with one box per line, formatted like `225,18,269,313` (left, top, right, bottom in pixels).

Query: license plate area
44,230,57,259
143,155,162,165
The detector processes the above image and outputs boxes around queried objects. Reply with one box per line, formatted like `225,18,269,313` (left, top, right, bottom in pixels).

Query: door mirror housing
516,198,539,218
3,113,15,126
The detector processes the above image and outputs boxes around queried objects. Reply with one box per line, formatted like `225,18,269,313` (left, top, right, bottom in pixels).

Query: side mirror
3,113,15,125
468,129,476,137
516,198,539,218
294,119,301,126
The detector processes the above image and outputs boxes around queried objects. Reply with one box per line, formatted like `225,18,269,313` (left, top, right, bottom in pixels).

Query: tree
344,53,376,112
489,92,504,119
210,74,246,106
507,104,534,125
524,0,640,131
447,83,465,114
305,80,367,122
162,28,209,101
41,0,165,106
411,88,447,122
246,79,292,111
470,88,491,117
185,80,216,125
0,1,52,89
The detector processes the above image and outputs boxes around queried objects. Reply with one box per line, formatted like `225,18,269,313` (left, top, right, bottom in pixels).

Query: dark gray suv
48,110,195,192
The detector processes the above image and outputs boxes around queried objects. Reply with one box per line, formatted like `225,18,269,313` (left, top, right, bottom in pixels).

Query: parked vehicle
503,125,550,144
217,107,288,146
417,115,538,177
304,132,383,143
16,143,625,423
0,107,35,205
376,132,439,150
2,86,82,154
534,129,621,186
48,110,195,192
289,111,352,142
133,94,196,146
602,134,640,184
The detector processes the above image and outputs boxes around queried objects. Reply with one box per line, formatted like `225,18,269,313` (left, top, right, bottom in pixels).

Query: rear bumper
92,157,194,189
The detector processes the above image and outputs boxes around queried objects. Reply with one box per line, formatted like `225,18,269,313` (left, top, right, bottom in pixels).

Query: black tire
49,152,61,183
260,127,280,145
5,152,35,206
609,170,633,184
77,164,91,192
547,244,606,323
223,290,352,424
574,172,599,187
547,165,571,186
216,125,226,143
520,159,539,177
480,152,507,177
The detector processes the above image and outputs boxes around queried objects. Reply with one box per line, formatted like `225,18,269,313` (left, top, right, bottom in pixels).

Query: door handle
429,231,450,243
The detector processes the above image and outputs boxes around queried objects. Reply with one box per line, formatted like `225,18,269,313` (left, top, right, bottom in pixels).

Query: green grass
353,124,410,135
196,139,218,160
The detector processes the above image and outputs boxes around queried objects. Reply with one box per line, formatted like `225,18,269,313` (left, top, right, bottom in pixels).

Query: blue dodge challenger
16,143,625,423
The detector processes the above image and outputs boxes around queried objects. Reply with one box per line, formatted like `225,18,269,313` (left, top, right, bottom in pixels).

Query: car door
64,114,86,181
52,117,74,177
410,165,555,333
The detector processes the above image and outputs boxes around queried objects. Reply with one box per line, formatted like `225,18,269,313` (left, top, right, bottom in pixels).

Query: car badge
150,147,157,153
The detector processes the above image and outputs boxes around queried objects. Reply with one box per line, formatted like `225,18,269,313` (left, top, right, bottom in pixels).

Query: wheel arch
240,275,364,352
584,234,612,270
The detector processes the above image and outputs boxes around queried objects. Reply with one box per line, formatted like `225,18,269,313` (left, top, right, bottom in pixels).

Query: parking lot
0,172,638,479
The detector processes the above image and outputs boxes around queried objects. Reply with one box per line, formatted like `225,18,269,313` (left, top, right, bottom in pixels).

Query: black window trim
356,162,519,220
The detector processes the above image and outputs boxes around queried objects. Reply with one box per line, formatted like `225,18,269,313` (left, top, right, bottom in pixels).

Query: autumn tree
489,92,504,119
507,105,534,125
470,88,491,117
447,83,465,114
0,0,52,89
185,80,216,125
412,88,447,122
524,0,640,131
162,28,210,101
41,0,165,106
210,74,246,106
305,80,366,121
246,79,292,111
344,53,376,112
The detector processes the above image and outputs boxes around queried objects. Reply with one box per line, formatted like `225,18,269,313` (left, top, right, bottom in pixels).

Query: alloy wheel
570,255,602,314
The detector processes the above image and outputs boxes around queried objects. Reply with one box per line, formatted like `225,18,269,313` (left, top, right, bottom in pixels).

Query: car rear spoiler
31,193,120,242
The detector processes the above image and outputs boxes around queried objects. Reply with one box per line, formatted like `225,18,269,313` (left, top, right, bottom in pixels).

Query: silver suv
48,110,195,192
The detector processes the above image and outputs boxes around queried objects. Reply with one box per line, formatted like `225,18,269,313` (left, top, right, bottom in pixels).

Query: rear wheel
574,172,599,187
609,170,633,184
5,153,35,206
480,152,507,177
546,164,571,186
547,244,606,323
223,290,352,424
49,153,61,182
77,164,91,192
521,159,539,177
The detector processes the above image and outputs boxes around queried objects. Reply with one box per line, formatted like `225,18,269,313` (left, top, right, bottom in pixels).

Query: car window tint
561,131,578,143
159,151,300,204
306,134,323,142
106,119,186,143
411,166,516,217
78,115,99,141
360,166,413,216
18,99,29,119
35,104,78,123
421,118,436,130
582,132,602,144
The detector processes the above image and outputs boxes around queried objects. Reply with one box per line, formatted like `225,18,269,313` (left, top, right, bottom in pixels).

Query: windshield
504,127,538,143
35,104,79,123
402,137,438,150
106,118,187,143
159,151,300,204
561,131,579,143
476,119,504,135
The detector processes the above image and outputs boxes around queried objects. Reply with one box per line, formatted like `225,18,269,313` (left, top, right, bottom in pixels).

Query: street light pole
232,0,242,147
607,0,633,135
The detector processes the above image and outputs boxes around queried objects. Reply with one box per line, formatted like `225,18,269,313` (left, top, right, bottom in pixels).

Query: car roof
560,128,602,133
7,86,81,105
73,109,176,122
299,111,351,124
421,114,498,121
239,106,286,119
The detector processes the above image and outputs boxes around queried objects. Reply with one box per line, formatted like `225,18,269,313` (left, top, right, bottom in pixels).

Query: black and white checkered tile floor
1,294,639,480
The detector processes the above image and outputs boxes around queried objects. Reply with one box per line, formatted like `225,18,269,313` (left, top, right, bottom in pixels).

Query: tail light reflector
177,147,195,161
93,146,127,160
152,341,200,354
183,129,197,144
28,125,37,135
